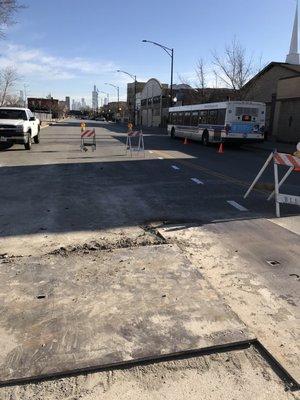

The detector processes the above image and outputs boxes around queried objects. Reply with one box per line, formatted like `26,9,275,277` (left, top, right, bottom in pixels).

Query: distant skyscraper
92,85,98,111
81,98,86,108
65,96,70,110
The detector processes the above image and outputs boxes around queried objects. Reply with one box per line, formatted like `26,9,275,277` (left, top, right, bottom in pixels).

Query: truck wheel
34,131,40,144
24,132,32,150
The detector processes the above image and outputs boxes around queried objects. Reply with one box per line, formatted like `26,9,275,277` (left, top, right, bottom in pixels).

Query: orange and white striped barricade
80,129,96,152
125,130,144,157
80,122,86,132
244,147,300,217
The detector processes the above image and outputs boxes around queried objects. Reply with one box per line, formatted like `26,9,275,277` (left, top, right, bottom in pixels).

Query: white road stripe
149,150,153,154
227,200,248,211
158,157,163,160
190,178,204,185
171,165,180,170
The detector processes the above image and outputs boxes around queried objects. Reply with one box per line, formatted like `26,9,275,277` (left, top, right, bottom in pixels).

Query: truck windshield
0,110,27,120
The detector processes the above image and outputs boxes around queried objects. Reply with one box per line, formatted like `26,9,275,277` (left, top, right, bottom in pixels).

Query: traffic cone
217,142,224,153
183,137,188,145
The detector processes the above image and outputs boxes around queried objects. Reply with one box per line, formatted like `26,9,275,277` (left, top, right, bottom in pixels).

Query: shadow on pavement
0,156,298,239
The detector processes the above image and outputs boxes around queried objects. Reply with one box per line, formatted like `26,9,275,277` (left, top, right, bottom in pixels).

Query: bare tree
4,93,22,106
0,66,19,105
196,58,206,91
0,0,24,37
212,37,255,91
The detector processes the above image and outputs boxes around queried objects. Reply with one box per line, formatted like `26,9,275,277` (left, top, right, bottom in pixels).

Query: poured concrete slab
0,244,252,384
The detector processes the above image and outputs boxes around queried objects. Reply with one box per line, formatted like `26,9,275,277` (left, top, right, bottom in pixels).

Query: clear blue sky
0,0,297,104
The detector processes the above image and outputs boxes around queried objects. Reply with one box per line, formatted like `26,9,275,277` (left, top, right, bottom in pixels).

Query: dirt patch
48,229,166,257
0,347,297,400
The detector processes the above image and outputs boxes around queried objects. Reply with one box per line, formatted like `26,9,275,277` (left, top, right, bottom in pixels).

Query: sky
0,0,297,105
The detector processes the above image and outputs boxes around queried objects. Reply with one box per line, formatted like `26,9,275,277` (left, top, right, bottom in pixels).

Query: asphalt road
0,119,299,245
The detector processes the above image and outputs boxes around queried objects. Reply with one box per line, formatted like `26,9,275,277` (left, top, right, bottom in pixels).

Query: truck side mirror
29,116,36,121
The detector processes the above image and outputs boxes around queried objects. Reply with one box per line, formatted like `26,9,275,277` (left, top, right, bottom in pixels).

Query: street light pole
142,39,174,107
105,83,120,121
116,70,137,124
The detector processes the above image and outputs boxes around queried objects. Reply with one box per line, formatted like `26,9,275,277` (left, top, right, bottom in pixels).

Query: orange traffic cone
183,137,188,145
217,142,224,153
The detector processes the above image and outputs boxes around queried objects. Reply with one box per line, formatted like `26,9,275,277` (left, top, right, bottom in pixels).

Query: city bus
167,101,266,145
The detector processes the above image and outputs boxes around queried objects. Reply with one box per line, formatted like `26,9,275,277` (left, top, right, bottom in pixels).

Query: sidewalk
244,137,298,154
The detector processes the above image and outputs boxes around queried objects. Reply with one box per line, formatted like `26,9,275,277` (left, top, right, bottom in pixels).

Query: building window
153,96,161,104
148,98,153,106
141,99,147,107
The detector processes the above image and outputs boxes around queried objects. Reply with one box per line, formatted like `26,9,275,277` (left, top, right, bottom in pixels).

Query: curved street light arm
142,39,173,57
116,70,136,81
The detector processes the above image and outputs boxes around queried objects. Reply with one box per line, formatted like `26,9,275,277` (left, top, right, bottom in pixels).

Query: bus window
199,110,207,124
178,112,183,125
191,111,199,126
208,110,217,124
184,112,191,126
217,109,226,125
172,112,177,124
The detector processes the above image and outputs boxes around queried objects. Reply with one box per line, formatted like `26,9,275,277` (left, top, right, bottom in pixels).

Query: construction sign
80,122,86,132
244,144,300,217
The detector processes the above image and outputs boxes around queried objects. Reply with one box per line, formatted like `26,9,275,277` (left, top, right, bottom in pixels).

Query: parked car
0,107,40,150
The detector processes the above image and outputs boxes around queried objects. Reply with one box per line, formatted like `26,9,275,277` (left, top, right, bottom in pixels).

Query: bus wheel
171,128,176,139
202,131,209,146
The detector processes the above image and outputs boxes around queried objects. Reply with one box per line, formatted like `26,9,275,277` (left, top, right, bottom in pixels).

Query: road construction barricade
244,146,300,217
125,130,145,157
80,129,96,152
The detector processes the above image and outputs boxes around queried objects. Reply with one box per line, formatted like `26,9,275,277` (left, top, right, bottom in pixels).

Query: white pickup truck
0,107,40,150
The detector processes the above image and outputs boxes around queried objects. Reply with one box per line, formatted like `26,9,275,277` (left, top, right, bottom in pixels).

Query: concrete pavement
0,120,299,396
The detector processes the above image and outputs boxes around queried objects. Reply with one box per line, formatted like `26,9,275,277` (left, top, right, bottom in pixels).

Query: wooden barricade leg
268,166,293,201
244,152,273,198
125,134,129,154
274,161,280,218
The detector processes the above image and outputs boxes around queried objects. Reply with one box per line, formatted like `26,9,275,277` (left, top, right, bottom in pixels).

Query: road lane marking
227,200,248,211
151,149,268,194
171,165,180,170
158,157,163,160
149,151,153,153
191,178,204,185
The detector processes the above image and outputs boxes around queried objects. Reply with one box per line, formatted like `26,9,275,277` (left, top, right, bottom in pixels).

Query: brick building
127,81,146,122
242,62,300,135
